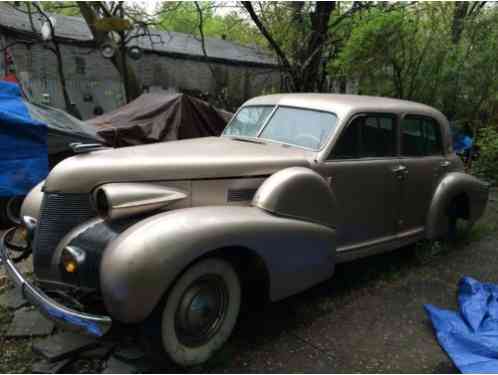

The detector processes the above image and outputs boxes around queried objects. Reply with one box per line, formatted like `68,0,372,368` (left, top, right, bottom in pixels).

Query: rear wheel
447,202,458,241
156,258,241,367
446,198,472,241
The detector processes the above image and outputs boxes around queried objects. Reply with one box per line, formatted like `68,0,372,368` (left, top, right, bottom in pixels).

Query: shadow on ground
1,196,497,373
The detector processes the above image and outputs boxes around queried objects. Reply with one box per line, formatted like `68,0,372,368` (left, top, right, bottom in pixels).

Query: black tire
0,196,23,229
145,258,241,367
446,199,459,241
0,198,11,229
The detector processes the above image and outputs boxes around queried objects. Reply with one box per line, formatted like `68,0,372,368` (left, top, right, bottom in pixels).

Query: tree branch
241,1,292,74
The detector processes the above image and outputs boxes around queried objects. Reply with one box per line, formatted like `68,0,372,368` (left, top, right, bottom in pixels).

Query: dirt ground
1,192,497,373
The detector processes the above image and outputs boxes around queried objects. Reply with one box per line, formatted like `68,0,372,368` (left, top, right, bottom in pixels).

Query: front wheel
158,258,241,367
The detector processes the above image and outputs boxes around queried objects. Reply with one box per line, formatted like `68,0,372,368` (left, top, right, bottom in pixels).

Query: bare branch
241,1,292,74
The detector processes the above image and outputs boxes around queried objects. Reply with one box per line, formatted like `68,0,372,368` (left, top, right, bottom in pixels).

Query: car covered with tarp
0,81,102,227
86,92,232,147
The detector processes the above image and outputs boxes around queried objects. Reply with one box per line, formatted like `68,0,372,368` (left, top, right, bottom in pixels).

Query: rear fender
426,172,489,239
100,205,336,323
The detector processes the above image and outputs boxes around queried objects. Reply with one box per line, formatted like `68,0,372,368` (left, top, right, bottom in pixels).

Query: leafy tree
334,2,498,124
78,1,163,102
156,2,263,46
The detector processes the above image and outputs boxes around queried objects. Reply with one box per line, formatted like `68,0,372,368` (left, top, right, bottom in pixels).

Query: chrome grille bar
33,193,94,279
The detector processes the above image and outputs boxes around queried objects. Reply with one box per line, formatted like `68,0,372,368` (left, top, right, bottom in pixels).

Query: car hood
45,137,314,193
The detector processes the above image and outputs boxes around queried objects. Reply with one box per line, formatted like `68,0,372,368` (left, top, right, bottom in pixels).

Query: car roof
244,93,447,124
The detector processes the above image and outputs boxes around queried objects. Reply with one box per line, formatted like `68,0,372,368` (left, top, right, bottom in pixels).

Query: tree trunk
242,1,335,93
451,2,469,44
52,41,82,118
78,2,141,102
301,2,335,92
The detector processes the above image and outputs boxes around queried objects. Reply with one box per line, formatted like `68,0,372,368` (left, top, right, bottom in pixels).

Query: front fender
100,206,336,323
426,172,489,239
20,180,45,221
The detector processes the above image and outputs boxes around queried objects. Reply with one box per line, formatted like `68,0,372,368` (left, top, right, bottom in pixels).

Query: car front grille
33,192,94,279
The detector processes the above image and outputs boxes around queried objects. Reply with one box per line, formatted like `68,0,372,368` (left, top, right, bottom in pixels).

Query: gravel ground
1,192,497,373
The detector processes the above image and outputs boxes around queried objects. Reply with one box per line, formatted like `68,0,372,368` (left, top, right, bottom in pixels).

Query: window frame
222,104,277,138
399,114,445,158
257,105,338,151
326,112,399,161
223,104,338,152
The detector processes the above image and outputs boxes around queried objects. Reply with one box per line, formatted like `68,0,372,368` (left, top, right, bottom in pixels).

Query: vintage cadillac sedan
1,94,489,366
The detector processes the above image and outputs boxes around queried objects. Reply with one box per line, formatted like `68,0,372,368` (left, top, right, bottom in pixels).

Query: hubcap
175,275,228,347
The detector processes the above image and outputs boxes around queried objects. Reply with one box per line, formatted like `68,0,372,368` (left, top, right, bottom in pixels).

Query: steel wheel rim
174,274,229,347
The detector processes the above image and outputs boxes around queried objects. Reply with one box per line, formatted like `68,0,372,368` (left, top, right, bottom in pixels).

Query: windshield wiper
229,137,266,145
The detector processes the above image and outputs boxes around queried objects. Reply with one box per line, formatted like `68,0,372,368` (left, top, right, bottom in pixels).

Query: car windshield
223,105,337,151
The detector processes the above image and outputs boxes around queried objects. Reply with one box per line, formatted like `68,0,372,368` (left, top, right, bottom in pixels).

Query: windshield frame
222,104,338,152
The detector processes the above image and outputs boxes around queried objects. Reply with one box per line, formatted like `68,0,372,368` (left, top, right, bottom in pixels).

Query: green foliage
40,2,81,16
156,2,264,47
333,3,498,124
473,126,498,184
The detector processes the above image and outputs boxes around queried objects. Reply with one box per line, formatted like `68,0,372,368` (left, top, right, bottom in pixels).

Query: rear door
397,115,447,234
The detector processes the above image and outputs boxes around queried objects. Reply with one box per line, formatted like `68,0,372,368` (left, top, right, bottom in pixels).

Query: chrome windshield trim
0,229,112,337
222,104,337,152
256,105,279,137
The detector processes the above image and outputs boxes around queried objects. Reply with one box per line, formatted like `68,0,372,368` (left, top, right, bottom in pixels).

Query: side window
330,114,396,159
362,116,396,157
401,116,443,156
401,117,424,156
422,118,443,155
331,117,360,159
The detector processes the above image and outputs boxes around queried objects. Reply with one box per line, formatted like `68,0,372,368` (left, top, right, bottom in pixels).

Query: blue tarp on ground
0,81,48,197
425,277,498,374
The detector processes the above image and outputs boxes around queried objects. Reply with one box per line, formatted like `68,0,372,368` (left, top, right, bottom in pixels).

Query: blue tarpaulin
454,135,474,154
425,277,498,373
0,81,48,197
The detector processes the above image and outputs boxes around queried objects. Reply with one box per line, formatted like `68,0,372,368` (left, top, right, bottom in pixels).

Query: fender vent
227,188,257,202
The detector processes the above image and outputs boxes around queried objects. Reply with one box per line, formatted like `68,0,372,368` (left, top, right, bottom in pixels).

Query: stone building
0,3,281,119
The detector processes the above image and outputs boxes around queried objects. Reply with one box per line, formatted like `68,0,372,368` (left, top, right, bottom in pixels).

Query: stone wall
2,34,281,119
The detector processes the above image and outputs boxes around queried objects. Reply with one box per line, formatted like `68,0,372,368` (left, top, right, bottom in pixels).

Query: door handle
392,165,407,173
440,160,451,168
392,165,408,179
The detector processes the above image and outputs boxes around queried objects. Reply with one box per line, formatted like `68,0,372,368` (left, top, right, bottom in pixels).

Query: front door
318,113,401,250
397,115,447,234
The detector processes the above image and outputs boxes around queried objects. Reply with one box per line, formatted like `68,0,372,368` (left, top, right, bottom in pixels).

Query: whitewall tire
160,258,241,367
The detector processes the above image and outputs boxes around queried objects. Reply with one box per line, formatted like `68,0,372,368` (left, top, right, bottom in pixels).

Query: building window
75,56,86,75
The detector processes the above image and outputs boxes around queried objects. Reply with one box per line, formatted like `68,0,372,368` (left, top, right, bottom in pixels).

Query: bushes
472,126,498,185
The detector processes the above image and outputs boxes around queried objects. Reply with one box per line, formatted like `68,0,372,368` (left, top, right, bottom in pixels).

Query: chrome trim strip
0,229,112,337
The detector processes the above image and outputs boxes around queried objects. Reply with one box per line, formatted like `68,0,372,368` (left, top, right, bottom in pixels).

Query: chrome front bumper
0,229,112,337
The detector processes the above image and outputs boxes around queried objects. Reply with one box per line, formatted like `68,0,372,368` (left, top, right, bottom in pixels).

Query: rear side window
401,116,443,156
331,114,396,159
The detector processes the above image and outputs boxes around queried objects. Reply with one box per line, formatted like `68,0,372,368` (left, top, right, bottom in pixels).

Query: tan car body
6,94,489,335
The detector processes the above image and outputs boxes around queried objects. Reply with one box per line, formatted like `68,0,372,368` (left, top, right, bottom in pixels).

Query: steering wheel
295,133,321,149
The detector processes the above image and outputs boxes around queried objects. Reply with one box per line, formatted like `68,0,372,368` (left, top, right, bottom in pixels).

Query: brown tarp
86,93,232,147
